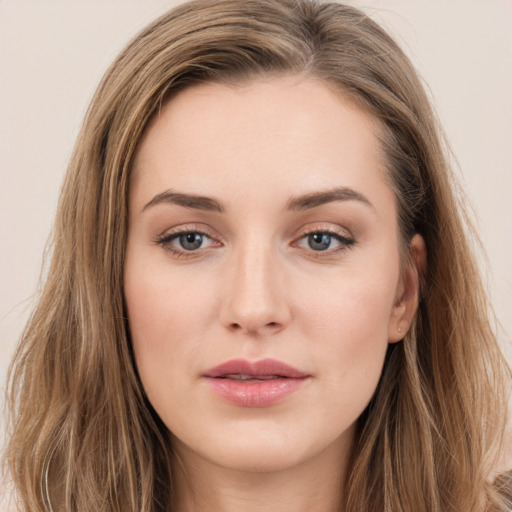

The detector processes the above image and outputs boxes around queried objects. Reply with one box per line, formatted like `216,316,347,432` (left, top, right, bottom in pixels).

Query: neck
171,432,353,512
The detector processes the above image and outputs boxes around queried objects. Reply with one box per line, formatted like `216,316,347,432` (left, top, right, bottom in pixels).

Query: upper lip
203,358,309,379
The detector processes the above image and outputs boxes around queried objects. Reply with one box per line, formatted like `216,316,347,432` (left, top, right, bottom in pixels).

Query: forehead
131,76,391,214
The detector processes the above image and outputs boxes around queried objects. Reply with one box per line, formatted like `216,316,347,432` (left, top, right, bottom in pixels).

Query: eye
155,228,219,257
307,233,334,251
178,232,205,251
295,230,355,253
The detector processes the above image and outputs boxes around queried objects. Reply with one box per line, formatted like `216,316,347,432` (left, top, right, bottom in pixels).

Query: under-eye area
5,1,509,512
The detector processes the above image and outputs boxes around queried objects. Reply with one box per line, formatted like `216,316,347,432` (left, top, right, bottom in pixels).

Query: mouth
203,358,309,379
202,358,311,407
219,374,283,382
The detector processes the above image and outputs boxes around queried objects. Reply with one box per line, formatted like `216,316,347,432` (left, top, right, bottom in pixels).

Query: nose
219,241,291,336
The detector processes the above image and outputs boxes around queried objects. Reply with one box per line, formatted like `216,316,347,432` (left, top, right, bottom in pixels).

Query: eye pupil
308,233,331,251
179,233,203,250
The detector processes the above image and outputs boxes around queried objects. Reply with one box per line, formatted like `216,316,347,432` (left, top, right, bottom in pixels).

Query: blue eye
178,232,204,251
307,233,333,251
156,229,215,256
296,231,355,253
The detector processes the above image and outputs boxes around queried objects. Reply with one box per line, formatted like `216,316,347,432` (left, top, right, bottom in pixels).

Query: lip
202,358,310,407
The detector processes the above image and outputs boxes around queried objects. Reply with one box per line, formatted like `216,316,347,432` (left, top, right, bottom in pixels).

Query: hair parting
3,1,510,511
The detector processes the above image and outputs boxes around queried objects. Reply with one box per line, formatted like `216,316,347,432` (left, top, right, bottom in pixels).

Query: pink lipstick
203,358,310,407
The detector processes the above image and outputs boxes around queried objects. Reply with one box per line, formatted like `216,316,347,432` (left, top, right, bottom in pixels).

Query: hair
3,1,511,511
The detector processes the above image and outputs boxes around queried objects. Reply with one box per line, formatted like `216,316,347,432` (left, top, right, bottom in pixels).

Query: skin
124,75,424,512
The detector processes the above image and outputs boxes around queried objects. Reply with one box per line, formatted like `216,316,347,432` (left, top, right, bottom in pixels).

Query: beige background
1,0,511,504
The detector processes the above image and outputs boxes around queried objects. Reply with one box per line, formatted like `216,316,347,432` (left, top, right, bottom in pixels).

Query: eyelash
154,226,356,259
295,229,355,256
154,227,218,259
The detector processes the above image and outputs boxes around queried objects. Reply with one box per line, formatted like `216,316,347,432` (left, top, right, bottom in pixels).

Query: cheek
295,267,398,395
123,255,215,398
298,269,397,344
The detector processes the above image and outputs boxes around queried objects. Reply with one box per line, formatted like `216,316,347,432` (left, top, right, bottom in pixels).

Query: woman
3,0,511,510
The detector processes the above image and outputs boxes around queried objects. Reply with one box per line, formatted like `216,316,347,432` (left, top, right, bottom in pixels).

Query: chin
204,442,308,473
171,419,346,474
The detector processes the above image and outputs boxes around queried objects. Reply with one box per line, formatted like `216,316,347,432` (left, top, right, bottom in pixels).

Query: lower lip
205,377,309,407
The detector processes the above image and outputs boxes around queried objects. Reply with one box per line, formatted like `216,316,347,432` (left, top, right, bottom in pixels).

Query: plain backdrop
1,0,511,505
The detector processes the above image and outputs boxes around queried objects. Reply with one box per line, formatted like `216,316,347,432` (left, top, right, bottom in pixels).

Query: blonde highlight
4,1,511,511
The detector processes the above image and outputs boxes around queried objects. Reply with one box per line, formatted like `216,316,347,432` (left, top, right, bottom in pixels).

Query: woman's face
124,76,419,474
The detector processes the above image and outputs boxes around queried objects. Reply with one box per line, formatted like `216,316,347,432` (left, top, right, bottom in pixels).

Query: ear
388,234,427,343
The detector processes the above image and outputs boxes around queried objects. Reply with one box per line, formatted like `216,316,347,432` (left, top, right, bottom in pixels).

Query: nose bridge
220,232,289,334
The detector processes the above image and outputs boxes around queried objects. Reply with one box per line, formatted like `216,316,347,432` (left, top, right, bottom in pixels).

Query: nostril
228,320,282,335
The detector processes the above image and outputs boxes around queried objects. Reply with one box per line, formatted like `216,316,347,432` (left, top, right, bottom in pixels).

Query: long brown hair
4,1,511,510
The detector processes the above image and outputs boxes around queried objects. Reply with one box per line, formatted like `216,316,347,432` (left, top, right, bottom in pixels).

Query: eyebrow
142,186,373,214
286,186,374,211
143,190,224,213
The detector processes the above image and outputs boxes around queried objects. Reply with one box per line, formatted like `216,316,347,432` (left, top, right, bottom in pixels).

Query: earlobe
388,234,427,343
